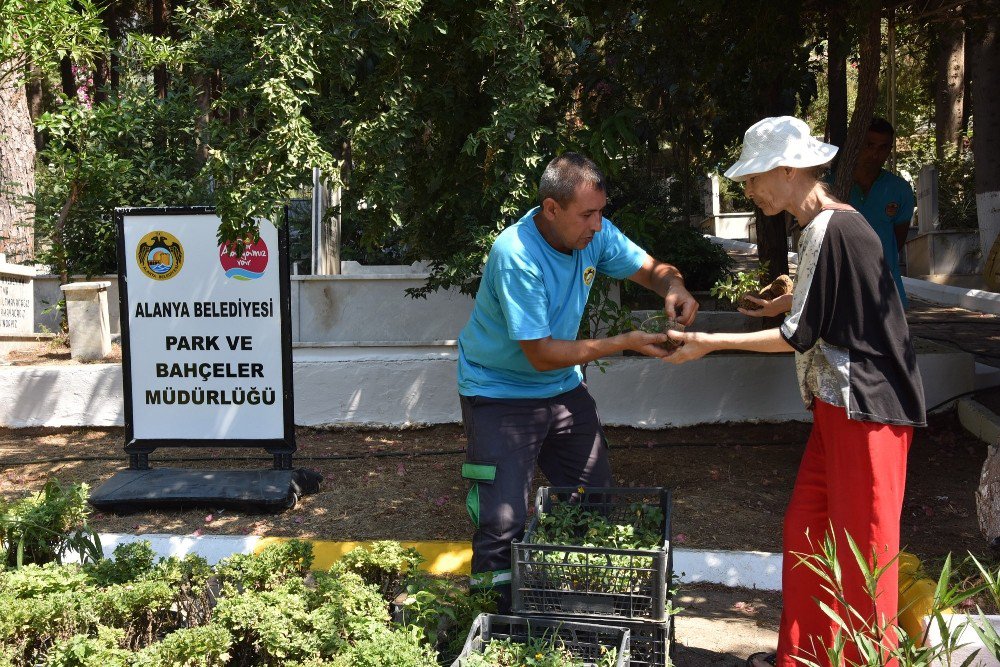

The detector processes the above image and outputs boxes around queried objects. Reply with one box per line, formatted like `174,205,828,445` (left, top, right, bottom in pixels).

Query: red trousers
777,400,912,667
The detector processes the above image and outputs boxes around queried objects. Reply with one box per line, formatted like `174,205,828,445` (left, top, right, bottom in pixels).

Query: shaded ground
675,584,782,667
907,298,1000,367
0,411,989,561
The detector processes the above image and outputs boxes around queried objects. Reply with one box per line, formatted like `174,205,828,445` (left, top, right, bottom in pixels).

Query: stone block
60,281,113,361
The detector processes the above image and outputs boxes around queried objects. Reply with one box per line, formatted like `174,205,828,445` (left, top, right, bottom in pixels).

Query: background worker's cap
724,116,838,182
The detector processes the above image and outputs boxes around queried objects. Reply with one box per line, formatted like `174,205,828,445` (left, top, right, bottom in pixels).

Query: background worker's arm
519,331,669,372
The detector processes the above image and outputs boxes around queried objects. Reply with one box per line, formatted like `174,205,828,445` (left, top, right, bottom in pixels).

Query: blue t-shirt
457,207,646,399
849,170,915,307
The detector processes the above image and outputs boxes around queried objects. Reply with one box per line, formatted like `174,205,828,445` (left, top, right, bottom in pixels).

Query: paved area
675,584,781,667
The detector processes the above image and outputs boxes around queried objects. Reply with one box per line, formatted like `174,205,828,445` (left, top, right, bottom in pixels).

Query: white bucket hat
724,116,838,182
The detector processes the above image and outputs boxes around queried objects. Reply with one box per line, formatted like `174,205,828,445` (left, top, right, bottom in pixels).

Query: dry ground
0,411,988,561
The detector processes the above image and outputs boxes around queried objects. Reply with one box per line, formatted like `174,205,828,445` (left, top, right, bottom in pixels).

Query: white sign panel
121,211,289,442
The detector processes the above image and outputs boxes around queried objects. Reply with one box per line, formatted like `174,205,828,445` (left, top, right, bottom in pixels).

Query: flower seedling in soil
636,313,684,350
459,633,619,667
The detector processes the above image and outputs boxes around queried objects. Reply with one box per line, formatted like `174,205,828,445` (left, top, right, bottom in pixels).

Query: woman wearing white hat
665,116,926,667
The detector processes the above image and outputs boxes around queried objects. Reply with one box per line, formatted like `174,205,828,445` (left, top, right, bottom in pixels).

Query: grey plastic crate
523,614,674,667
451,613,630,667
513,487,673,621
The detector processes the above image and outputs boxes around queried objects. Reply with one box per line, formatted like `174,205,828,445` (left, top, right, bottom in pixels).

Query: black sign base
89,468,322,515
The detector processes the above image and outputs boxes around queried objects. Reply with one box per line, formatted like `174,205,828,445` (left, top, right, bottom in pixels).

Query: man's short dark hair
538,153,605,206
869,117,895,139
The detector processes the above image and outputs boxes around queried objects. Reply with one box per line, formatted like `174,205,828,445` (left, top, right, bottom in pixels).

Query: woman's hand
662,331,717,363
738,293,792,318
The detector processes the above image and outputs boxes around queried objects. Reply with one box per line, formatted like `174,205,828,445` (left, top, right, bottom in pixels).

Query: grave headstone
60,281,113,360
0,260,35,335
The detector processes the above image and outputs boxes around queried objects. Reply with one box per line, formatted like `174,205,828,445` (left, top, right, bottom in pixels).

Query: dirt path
0,412,987,561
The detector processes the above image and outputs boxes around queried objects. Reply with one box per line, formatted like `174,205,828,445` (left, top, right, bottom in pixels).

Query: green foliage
709,263,769,305
534,500,664,552
85,542,156,586
327,628,438,667
43,627,130,667
132,625,233,667
897,134,977,231
335,540,423,601
399,575,497,663
791,529,989,667
32,90,213,278
459,632,619,667
0,0,107,87
0,480,101,568
214,539,313,591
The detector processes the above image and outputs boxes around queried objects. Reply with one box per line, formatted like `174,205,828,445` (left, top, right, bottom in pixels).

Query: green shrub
310,570,391,646
213,583,322,665
132,624,233,667
85,542,156,586
335,541,423,601
328,628,438,667
398,575,497,664
0,481,101,568
0,562,89,598
215,540,313,592
43,627,130,667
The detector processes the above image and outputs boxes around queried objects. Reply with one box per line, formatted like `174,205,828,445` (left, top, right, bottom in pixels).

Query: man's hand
619,330,672,358
661,330,716,364
665,284,699,326
738,293,792,318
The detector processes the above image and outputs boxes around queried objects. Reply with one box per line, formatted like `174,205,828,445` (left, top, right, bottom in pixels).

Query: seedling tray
523,614,674,667
451,613,630,667
513,487,673,622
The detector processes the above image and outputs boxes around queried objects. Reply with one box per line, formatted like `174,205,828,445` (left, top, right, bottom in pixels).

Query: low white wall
292,274,472,343
0,346,973,428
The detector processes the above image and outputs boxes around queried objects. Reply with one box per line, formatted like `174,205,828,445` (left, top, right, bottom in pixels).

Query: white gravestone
60,281,113,361
0,261,35,335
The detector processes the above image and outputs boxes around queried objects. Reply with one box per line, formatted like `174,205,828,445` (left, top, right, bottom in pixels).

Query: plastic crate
523,615,674,667
513,487,673,621
451,613,630,667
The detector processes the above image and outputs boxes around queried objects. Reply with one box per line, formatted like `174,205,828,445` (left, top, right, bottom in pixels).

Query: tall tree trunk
833,4,882,200
152,0,169,99
827,1,849,152
25,64,45,152
934,18,966,160
755,210,790,282
0,61,36,264
972,11,1000,258
59,56,76,100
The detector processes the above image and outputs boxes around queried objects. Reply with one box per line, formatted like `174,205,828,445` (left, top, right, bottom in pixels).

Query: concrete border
74,534,784,591
958,397,1000,446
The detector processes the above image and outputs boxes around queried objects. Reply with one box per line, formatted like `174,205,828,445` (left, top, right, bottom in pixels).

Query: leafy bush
132,625,232,667
214,539,313,591
897,133,976,231
327,628,438,667
398,575,497,664
0,480,101,568
336,541,424,601
43,627,130,667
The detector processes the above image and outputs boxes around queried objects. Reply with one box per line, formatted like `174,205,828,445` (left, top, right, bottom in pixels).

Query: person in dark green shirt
848,117,915,308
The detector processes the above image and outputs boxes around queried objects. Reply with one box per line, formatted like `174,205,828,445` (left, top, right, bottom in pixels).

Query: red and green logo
219,238,269,280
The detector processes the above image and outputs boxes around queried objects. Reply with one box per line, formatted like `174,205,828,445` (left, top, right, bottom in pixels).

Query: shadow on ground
675,583,781,667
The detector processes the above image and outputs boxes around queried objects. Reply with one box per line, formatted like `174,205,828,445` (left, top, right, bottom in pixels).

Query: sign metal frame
115,206,296,470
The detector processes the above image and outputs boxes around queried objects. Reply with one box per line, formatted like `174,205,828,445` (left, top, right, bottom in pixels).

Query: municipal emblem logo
136,231,183,281
219,237,269,280
886,202,899,217
583,266,596,286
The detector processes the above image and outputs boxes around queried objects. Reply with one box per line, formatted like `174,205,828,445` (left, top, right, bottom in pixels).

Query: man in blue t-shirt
849,117,915,307
457,152,698,610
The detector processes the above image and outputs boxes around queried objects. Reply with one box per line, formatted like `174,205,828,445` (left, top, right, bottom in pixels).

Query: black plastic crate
523,614,674,667
451,613,630,667
513,487,673,621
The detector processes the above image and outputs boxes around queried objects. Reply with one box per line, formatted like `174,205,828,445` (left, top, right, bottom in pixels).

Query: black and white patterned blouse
780,208,927,427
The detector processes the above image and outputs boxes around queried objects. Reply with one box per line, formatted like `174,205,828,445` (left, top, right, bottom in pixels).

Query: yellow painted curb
255,538,473,575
